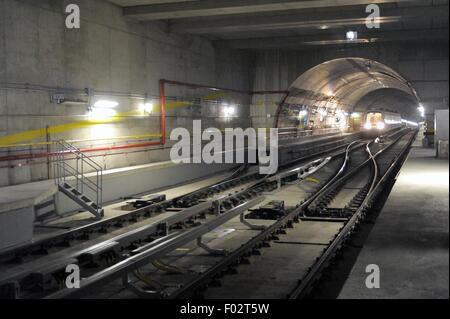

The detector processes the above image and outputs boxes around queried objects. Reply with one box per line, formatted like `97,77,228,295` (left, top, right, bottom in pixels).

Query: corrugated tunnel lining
277,57,420,127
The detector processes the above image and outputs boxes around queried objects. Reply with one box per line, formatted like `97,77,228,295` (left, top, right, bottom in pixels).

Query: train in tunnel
359,109,403,138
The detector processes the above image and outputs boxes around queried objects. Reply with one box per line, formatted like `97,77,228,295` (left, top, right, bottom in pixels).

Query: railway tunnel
277,57,421,130
0,0,448,305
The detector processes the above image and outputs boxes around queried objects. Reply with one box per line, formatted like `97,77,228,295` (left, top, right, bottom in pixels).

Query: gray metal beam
214,28,449,49
169,4,448,34
123,0,417,20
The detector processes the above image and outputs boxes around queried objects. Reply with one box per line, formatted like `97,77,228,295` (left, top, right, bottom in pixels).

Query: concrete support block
55,160,237,215
437,140,449,159
0,206,34,251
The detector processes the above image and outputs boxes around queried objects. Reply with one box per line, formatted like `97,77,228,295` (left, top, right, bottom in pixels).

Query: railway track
167,131,414,299
0,134,361,299
0,129,415,299
101,128,414,300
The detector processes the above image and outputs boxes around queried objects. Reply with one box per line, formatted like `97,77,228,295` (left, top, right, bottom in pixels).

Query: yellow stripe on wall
0,90,231,147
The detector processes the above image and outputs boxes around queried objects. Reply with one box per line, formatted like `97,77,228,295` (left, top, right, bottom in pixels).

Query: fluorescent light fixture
141,102,153,114
89,107,117,120
93,100,119,108
223,105,235,117
351,112,360,118
346,31,358,41
319,25,329,30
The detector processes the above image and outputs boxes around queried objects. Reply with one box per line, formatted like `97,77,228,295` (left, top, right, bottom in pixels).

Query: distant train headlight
364,123,372,130
376,122,385,130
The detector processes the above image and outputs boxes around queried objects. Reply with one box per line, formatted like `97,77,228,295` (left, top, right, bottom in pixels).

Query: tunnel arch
276,57,421,129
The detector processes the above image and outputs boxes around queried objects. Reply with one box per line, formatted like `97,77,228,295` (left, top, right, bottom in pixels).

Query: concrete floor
339,146,449,299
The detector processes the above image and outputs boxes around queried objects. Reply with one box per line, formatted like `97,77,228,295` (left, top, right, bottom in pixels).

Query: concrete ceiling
109,0,449,49
109,0,198,7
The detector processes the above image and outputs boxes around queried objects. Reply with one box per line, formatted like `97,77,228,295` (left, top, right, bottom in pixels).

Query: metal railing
278,127,342,139
53,140,103,211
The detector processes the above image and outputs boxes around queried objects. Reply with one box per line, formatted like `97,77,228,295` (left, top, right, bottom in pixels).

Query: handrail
278,127,342,139
53,140,103,214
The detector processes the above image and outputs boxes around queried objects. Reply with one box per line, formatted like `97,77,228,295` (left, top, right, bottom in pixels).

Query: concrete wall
250,42,449,129
0,0,252,187
435,109,449,153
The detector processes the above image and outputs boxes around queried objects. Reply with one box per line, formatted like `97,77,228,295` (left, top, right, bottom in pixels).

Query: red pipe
159,79,166,145
79,140,162,153
0,140,162,162
160,79,288,96
160,79,250,94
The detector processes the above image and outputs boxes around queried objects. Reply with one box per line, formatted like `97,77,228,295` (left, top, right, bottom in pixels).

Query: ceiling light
346,31,358,41
418,104,425,117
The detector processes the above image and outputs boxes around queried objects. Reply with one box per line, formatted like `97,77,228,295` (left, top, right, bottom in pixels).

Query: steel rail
0,134,359,261
302,128,410,212
0,153,333,297
167,143,365,299
0,167,249,260
287,129,417,299
300,140,364,209
0,135,366,299
170,129,414,299
45,197,265,299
